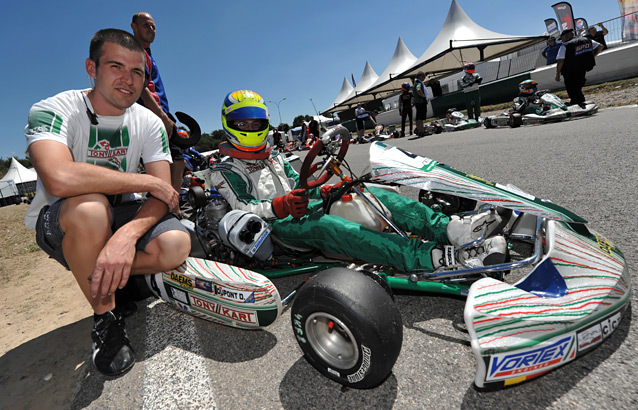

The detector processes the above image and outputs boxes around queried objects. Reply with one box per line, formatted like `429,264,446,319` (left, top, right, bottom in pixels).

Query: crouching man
24,28,191,376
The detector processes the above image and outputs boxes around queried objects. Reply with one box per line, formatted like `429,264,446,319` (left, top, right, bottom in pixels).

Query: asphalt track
74,106,637,409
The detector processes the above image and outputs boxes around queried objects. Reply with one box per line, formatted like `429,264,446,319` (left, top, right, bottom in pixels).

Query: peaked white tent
324,37,417,113
341,61,379,104
0,157,37,195
400,0,545,78
327,77,355,111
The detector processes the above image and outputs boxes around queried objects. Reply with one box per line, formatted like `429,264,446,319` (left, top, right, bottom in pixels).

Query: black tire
291,268,402,389
508,113,522,128
484,117,494,129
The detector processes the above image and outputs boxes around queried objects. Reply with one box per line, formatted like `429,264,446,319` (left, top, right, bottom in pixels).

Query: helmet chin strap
219,141,271,160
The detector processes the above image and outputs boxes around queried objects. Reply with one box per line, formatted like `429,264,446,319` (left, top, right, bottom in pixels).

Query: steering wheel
299,126,350,189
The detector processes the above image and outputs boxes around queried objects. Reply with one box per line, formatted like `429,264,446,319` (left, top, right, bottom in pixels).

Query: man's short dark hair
89,28,144,65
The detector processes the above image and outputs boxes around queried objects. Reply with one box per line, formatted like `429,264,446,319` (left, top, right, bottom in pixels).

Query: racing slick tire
291,268,402,389
483,117,494,129
508,113,522,128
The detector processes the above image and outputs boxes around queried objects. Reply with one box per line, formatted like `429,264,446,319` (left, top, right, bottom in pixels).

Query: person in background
457,62,482,121
555,28,604,108
24,28,191,377
542,36,562,65
412,72,429,136
398,82,413,137
354,104,370,139
585,22,609,50
131,12,185,194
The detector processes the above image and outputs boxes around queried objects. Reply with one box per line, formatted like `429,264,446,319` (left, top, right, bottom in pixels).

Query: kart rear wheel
291,268,402,389
508,113,522,128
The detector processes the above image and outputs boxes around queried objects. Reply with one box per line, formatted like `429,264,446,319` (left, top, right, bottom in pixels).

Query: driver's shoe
431,236,507,270
446,210,503,247
91,310,135,376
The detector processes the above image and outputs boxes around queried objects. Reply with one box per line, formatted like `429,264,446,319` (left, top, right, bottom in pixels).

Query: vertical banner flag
575,18,589,35
552,2,576,32
618,0,638,40
351,73,357,87
544,18,560,38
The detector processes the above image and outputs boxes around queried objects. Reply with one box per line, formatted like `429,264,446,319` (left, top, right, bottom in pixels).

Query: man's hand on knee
89,233,137,298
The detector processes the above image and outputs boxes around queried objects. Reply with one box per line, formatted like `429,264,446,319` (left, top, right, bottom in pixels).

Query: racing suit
458,72,482,120
206,143,451,271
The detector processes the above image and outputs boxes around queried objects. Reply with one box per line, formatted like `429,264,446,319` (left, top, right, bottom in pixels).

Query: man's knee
59,194,112,236
146,230,191,270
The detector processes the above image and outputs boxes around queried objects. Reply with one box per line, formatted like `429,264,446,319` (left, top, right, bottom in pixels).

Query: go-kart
484,91,598,128
132,125,629,390
433,108,482,132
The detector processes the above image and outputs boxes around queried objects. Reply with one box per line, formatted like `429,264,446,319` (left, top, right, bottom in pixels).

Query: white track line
143,299,216,409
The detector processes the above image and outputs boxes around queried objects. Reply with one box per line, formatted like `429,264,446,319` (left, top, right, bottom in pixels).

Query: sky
0,0,622,159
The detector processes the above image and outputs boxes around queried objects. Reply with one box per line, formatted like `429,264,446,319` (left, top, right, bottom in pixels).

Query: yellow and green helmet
222,90,270,151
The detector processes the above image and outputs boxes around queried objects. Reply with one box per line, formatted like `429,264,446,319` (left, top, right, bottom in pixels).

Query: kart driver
512,79,541,115
208,90,507,272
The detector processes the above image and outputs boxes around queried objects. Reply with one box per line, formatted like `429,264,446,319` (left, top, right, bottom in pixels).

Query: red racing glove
320,177,352,200
272,189,309,219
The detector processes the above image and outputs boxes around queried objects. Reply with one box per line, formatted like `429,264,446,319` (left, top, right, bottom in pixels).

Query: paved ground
32,106,638,409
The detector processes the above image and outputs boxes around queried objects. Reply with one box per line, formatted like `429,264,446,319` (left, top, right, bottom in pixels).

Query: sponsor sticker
195,277,213,292
190,295,257,324
170,272,193,289
487,335,574,381
577,309,622,351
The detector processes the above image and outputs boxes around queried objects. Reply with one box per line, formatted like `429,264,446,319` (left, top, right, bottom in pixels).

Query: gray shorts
35,198,188,270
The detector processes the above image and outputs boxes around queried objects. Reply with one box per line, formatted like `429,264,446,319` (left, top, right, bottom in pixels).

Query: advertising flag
552,2,575,32
544,18,560,38
618,0,638,40
575,18,589,35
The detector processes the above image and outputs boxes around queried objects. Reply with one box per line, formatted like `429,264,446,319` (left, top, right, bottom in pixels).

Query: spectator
457,62,482,121
585,23,609,50
555,28,604,108
412,72,429,136
23,29,191,377
131,12,185,194
398,82,413,137
354,104,371,139
542,37,562,65
308,118,321,138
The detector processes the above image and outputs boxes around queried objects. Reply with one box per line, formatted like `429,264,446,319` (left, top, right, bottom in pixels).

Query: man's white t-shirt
24,89,171,229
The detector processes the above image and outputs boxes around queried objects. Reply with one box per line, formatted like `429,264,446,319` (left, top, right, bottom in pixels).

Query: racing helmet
463,62,475,74
519,79,538,96
401,82,411,91
222,90,270,151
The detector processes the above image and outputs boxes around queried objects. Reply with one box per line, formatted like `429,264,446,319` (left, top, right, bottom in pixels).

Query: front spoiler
464,220,630,388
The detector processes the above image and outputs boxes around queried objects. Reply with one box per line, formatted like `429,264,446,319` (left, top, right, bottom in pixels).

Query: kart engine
188,189,274,264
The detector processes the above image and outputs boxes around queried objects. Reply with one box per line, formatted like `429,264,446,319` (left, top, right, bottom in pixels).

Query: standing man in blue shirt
131,12,185,194
541,37,562,65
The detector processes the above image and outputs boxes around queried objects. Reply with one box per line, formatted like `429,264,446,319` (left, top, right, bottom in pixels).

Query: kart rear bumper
464,220,630,388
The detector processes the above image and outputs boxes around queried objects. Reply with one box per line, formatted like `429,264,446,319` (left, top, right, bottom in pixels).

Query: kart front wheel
508,113,522,128
291,268,402,389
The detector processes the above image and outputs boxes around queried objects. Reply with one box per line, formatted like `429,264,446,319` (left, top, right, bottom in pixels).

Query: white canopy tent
326,77,355,112
400,0,545,79
323,0,546,114
324,37,418,114
0,157,37,195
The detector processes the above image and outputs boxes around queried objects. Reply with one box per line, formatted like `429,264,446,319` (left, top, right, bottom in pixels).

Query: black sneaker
91,311,135,376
